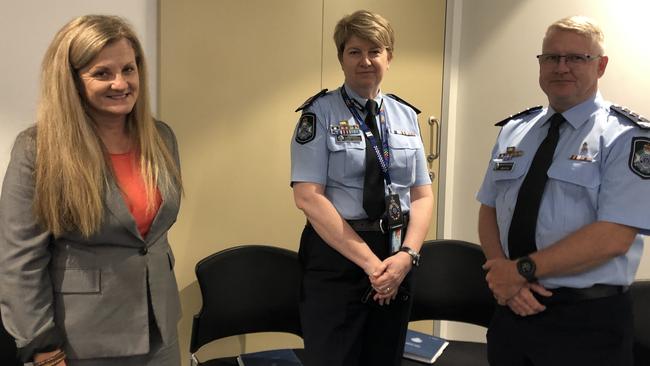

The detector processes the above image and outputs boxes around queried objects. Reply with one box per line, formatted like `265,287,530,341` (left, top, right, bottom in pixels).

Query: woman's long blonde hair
34,15,182,237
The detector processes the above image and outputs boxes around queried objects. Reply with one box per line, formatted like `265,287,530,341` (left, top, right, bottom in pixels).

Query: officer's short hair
333,10,394,61
545,15,605,54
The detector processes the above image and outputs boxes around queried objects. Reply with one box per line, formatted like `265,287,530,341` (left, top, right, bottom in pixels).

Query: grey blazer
0,121,182,360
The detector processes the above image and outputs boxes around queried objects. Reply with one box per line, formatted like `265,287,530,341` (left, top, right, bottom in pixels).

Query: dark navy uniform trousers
487,292,634,366
298,224,413,366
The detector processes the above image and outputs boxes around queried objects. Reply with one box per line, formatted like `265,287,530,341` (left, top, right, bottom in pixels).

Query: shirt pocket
548,160,601,189
51,268,101,294
388,134,419,186
327,136,366,182
547,160,600,229
491,160,526,225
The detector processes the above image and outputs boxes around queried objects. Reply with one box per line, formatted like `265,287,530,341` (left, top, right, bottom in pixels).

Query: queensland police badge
295,112,316,145
630,137,650,179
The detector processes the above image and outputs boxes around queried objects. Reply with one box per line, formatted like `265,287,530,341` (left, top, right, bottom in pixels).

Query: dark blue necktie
508,113,565,259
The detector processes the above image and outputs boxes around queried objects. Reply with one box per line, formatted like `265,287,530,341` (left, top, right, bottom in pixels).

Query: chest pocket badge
569,142,594,162
330,120,362,142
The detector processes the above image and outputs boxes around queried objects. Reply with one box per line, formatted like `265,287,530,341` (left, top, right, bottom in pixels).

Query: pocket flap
491,159,526,181
548,160,600,188
327,135,364,151
388,133,420,149
52,268,101,294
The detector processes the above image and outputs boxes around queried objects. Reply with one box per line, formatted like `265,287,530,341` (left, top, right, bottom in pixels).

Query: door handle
427,116,440,163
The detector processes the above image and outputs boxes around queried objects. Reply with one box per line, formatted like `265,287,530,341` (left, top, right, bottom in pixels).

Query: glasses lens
566,54,587,63
537,54,558,64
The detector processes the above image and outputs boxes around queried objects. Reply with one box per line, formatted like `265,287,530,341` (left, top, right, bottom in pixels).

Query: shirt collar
545,91,604,129
343,84,384,112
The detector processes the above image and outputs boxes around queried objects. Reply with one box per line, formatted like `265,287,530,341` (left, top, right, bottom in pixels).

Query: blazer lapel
105,179,144,242
145,181,180,244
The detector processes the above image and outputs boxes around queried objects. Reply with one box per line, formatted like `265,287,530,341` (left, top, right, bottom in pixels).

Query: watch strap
399,246,420,267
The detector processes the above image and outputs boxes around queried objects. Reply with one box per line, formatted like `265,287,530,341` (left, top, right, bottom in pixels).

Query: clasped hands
368,251,412,306
483,258,552,316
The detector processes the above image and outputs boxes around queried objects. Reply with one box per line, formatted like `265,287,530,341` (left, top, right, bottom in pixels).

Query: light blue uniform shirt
477,92,650,288
291,85,431,220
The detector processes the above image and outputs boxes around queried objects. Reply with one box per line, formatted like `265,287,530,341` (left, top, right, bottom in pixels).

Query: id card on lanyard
340,86,404,253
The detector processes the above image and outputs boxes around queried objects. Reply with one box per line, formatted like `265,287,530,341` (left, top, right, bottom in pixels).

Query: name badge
493,161,514,171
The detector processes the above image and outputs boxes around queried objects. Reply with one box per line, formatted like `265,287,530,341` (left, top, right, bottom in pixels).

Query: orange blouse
109,151,162,238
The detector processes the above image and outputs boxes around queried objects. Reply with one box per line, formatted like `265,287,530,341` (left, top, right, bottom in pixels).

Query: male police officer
477,15,650,366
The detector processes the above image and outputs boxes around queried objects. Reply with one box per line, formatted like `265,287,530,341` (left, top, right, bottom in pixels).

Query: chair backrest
190,245,302,353
410,239,495,327
0,308,20,366
631,279,650,366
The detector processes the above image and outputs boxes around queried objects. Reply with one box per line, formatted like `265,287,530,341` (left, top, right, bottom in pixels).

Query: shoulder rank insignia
295,89,328,112
495,106,543,126
385,93,421,114
610,105,650,130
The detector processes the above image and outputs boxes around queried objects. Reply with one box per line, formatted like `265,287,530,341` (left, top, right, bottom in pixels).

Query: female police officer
290,10,433,366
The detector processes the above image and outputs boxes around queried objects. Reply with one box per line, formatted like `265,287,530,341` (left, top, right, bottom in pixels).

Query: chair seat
196,350,306,366
402,340,488,366
197,357,239,366
199,343,487,366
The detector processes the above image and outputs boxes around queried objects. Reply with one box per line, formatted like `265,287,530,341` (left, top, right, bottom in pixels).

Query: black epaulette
385,93,421,114
295,89,328,112
494,105,543,126
610,105,650,130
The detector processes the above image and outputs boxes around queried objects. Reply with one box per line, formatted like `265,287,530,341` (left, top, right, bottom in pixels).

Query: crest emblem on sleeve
295,112,316,145
630,137,650,179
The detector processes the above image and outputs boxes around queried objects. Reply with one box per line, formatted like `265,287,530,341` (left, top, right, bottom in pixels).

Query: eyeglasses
536,54,601,66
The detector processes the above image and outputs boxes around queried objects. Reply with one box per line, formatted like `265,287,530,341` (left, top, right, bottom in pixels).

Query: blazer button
139,247,148,255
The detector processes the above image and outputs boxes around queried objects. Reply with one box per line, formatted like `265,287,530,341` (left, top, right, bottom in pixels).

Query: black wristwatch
399,246,420,267
516,256,537,283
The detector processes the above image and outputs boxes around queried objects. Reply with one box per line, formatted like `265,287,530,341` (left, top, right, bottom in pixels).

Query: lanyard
340,86,392,186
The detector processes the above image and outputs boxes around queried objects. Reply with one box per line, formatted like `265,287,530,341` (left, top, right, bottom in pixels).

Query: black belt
306,213,409,233
537,284,628,306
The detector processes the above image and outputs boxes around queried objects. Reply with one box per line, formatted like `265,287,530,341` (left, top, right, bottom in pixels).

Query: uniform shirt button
139,247,148,255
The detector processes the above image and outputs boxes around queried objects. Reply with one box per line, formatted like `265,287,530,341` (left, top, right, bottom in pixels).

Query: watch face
520,260,533,274
517,257,536,282
408,250,420,266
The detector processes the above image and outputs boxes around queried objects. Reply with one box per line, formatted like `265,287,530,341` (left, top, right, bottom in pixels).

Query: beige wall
441,0,650,341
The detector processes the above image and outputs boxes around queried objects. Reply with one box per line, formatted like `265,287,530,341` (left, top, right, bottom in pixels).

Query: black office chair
631,279,650,366
0,309,21,366
189,245,302,365
406,239,495,366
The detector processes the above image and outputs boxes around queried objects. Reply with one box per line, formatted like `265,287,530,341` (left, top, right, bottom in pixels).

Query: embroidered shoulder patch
295,113,316,145
630,137,650,179
295,89,328,112
495,106,543,126
611,105,650,130
385,93,421,114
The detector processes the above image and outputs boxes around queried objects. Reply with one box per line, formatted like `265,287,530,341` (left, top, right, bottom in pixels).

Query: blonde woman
291,10,433,366
0,15,182,366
